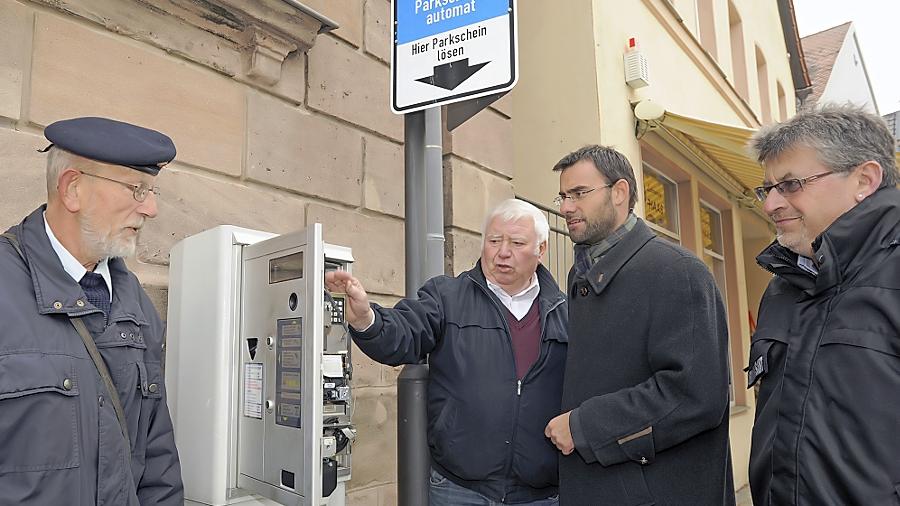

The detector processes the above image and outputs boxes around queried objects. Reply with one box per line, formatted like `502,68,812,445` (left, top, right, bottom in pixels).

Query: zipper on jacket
467,272,565,503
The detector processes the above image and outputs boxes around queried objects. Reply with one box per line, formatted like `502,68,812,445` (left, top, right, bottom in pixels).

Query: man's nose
559,197,576,214
138,191,158,219
762,187,786,216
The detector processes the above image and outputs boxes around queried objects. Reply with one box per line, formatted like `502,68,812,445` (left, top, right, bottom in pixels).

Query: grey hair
45,147,101,198
482,198,550,253
750,103,898,188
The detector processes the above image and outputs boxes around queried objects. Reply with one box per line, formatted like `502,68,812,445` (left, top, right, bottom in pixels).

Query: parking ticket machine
166,224,355,506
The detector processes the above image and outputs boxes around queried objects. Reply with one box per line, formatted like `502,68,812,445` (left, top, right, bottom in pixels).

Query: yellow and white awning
639,110,900,200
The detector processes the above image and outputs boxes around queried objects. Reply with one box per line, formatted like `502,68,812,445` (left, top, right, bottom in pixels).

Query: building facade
1,0,811,503
0,0,519,503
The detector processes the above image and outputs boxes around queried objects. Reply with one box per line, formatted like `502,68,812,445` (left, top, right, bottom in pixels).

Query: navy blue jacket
0,207,183,505
350,262,568,503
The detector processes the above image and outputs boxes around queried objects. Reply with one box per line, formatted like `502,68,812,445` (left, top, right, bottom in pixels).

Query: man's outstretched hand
325,270,375,330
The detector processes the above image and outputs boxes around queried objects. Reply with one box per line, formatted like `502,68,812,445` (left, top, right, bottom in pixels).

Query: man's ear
56,168,84,213
854,161,883,201
612,179,630,208
537,240,548,260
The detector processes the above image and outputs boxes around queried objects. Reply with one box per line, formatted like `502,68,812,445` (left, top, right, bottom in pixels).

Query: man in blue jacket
325,199,568,505
0,117,183,504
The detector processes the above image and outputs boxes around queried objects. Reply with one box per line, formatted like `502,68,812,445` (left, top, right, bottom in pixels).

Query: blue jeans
428,467,559,506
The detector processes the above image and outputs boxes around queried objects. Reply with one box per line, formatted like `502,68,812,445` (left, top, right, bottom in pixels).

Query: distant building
883,110,900,152
801,22,878,112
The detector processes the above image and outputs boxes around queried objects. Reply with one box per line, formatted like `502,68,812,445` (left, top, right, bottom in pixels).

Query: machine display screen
269,252,303,284
276,318,303,428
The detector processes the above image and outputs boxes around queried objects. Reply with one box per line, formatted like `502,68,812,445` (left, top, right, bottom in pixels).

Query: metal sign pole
399,105,443,506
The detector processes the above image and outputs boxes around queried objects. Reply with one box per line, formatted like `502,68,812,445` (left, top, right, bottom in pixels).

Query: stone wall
0,0,513,503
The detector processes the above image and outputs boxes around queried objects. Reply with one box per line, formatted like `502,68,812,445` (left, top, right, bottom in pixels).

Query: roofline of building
776,0,813,99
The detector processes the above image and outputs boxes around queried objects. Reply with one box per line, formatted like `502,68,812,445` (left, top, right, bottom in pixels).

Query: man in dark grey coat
544,145,734,505
748,105,900,505
0,117,183,505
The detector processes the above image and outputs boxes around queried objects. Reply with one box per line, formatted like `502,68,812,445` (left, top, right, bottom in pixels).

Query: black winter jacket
750,186,900,506
350,262,567,503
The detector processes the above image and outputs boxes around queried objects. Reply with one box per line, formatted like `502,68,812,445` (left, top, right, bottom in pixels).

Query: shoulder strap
5,231,131,454
70,317,132,455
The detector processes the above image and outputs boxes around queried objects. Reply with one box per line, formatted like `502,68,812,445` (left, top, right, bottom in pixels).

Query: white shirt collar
486,272,540,320
43,212,113,300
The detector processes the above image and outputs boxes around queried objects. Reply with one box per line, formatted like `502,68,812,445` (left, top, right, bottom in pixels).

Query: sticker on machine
244,362,264,419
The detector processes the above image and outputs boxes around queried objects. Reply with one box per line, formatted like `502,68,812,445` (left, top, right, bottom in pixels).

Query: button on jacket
0,207,183,505
750,187,900,506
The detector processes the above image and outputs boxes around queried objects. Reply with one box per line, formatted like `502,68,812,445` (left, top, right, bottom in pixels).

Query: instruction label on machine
243,362,264,419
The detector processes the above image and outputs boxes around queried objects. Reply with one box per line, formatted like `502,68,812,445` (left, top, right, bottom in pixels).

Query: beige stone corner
241,25,298,87
363,136,404,218
445,227,483,277
300,0,364,48
28,0,330,94
444,155,514,235
448,107,513,178
307,203,405,296
0,127,51,231
363,0,391,64
268,50,307,105
142,285,168,321
490,91,513,119
247,92,364,204
30,13,245,177
0,0,32,121
379,482,398,506
345,486,379,506
347,386,398,489
307,36,402,141
137,167,307,265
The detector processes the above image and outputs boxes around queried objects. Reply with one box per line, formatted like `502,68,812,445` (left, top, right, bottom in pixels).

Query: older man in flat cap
0,117,183,505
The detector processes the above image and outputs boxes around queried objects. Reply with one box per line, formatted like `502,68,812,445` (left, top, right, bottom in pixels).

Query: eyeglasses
554,183,614,207
753,171,835,202
80,171,160,203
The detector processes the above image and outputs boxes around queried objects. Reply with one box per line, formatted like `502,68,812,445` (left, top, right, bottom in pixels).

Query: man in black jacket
325,199,568,505
748,105,900,505
545,145,734,505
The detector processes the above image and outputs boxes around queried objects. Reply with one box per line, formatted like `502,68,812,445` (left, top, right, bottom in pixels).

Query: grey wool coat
0,206,183,505
561,218,735,506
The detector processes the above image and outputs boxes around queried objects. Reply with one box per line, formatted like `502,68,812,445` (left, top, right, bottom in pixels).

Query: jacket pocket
617,462,656,506
0,353,81,473
820,328,900,358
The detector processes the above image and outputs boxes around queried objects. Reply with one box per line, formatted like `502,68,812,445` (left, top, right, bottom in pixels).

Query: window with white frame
700,202,735,403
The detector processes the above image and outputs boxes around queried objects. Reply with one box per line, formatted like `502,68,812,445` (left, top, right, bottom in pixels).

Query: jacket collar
466,260,566,313
572,218,656,296
12,206,149,324
757,187,900,294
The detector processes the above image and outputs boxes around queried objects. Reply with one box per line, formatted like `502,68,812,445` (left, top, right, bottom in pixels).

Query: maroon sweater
503,299,542,379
